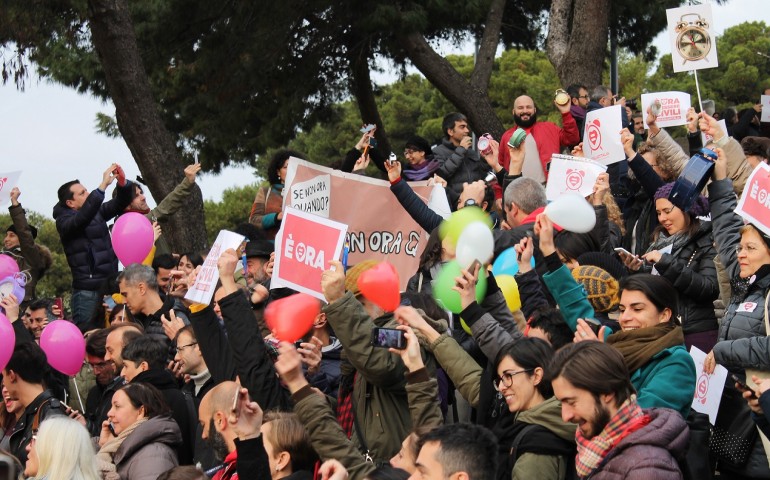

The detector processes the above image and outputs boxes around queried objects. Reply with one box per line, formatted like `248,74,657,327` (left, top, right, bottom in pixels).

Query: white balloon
544,193,596,233
455,221,494,269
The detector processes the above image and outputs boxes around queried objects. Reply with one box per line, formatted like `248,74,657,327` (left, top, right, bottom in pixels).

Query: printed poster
545,155,607,201
640,92,691,128
583,105,625,166
690,346,727,424
0,171,22,207
185,230,246,305
667,4,719,73
761,95,770,123
735,162,770,238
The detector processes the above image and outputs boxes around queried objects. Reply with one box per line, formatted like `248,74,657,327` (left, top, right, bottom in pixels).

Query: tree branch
470,0,506,91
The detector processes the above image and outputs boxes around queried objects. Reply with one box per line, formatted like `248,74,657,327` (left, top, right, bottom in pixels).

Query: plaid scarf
575,395,650,478
336,372,356,438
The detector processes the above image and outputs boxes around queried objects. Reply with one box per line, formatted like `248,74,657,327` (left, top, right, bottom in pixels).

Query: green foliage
0,210,72,300
203,184,260,245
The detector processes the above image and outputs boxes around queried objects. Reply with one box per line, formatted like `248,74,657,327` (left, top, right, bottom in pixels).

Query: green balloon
439,206,492,246
433,260,488,314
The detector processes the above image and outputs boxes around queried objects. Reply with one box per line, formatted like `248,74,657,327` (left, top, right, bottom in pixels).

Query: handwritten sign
690,346,727,424
289,174,331,218
546,155,607,201
736,162,770,238
272,207,347,300
185,230,246,305
0,171,22,208
583,105,625,166
641,92,691,128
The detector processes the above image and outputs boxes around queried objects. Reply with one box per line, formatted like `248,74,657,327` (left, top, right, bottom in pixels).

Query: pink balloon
112,212,154,265
0,312,15,371
0,254,20,280
40,320,85,376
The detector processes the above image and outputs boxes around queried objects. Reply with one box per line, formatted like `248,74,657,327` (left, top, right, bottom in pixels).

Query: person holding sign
703,148,770,479
249,150,303,240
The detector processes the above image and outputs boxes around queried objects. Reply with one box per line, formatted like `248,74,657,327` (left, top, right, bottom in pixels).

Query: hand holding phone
732,373,758,399
371,327,406,349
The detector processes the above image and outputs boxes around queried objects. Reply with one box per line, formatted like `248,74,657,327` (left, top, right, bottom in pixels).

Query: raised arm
150,164,200,221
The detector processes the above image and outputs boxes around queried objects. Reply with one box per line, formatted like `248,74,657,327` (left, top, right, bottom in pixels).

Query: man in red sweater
498,95,580,185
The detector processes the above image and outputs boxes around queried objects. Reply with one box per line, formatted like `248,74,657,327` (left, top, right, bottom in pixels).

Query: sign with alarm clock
666,4,719,73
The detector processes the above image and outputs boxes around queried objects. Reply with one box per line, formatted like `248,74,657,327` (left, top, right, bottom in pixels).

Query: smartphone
371,327,406,349
731,373,757,399
0,452,17,480
52,297,64,319
108,422,117,437
360,124,376,134
231,384,241,415
103,295,117,310
294,340,304,349
614,247,634,257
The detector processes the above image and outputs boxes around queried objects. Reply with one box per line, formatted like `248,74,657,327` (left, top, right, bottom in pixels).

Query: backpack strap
31,397,58,434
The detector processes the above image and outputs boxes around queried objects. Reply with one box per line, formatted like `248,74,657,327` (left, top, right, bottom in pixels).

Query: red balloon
264,293,321,342
357,262,400,312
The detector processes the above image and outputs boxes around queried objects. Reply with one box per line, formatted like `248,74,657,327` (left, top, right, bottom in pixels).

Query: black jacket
432,138,490,208
131,369,197,465
53,181,133,291
8,390,67,465
85,376,125,437
133,296,190,343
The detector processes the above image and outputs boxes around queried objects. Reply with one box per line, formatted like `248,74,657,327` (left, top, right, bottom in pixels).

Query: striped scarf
574,395,650,478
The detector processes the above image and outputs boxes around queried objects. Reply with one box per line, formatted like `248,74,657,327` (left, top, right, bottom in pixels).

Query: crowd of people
1,82,770,480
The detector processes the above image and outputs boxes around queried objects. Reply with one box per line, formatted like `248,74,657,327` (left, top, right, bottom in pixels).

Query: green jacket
430,333,483,408
631,345,696,417
292,367,442,480
324,292,438,463
145,176,196,256
511,396,576,480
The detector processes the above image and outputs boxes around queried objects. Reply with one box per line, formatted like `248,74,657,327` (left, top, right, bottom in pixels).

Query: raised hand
184,163,202,183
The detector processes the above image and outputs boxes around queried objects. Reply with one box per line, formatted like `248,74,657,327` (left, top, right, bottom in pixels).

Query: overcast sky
1,0,767,217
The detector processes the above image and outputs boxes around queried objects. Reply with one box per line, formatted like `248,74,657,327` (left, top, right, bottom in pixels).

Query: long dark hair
619,274,678,322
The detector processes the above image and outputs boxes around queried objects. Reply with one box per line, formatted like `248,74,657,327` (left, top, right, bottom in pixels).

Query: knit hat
571,265,619,313
405,136,431,153
6,224,37,240
654,182,709,217
344,260,379,296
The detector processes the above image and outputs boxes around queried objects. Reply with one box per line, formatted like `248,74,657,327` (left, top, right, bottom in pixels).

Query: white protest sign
289,174,331,218
272,207,347,300
185,230,247,305
762,95,770,123
427,184,452,220
701,119,728,146
583,105,625,166
667,4,718,73
690,346,728,424
735,162,770,238
641,92,691,128
545,155,607,201
0,171,22,208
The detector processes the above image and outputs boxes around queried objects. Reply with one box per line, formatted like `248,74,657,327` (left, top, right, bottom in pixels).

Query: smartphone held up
371,327,406,350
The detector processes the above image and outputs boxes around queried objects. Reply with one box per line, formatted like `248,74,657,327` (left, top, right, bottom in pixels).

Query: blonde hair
262,412,318,473
33,417,99,480
602,193,626,236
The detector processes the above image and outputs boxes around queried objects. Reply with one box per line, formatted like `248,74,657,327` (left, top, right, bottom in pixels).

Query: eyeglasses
736,244,762,254
176,342,198,353
579,95,590,100
404,149,417,156
493,369,534,389
88,361,112,371
656,206,676,215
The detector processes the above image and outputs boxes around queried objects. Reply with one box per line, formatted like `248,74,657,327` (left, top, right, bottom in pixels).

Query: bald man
498,94,579,184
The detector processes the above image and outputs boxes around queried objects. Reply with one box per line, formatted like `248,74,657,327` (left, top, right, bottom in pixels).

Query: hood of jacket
515,396,576,443
606,407,689,461
113,415,182,464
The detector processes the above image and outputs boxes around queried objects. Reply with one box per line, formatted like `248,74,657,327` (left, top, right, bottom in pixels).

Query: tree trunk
348,39,392,155
398,0,507,139
546,0,611,88
87,0,207,252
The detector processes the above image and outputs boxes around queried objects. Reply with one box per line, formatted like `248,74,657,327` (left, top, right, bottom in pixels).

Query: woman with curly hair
249,150,305,239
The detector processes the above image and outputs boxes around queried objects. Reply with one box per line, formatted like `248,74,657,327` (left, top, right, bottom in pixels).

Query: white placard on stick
185,230,247,305
735,162,770,238
583,105,625,166
761,95,770,123
545,155,607,201
641,92,691,129
0,171,22,208
690,346,727,425
667,4,719,73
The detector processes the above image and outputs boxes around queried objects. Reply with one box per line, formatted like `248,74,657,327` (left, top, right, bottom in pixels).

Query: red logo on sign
587,119,603,151
695,372,709,405
565,169,585,191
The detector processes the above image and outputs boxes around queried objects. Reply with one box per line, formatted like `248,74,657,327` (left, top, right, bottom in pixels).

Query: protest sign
583,105,625,166
185,230,246,305
700,119,727,146
0,171,22,208
735,162,770,238
272,207,347,300
545,155,607,201
283,158,433,290
762,95,770,123
641,92,691,128
690,346,727,424
667,4,718,73
289,174,331,218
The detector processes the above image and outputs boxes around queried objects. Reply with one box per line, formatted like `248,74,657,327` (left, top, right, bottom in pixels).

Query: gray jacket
114,415,181,480
709,178,770,371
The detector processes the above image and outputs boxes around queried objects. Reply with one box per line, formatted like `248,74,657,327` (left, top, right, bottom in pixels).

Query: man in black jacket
84,329,125,437
54,163,133,330
2,342,67,467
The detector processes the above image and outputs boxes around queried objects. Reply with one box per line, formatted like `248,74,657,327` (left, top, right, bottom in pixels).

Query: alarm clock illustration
674,13,712,65
0,272,26,309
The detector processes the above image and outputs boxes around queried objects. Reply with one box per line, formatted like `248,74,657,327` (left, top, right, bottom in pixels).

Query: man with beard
498,95,579,184
84,328,125,436
199,381,245,480
567,84,590,141
551,342,688,479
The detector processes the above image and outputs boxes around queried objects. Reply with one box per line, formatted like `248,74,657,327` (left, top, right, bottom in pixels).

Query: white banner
667,4,718,73
0,171,22,207
583,105,625,166
690,346,727,425
545,155,607,201
641,92,691,128
761,95,770,123
185,230,246,305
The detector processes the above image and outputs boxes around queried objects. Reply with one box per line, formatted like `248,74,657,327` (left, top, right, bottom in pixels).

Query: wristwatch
463,199,478,208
